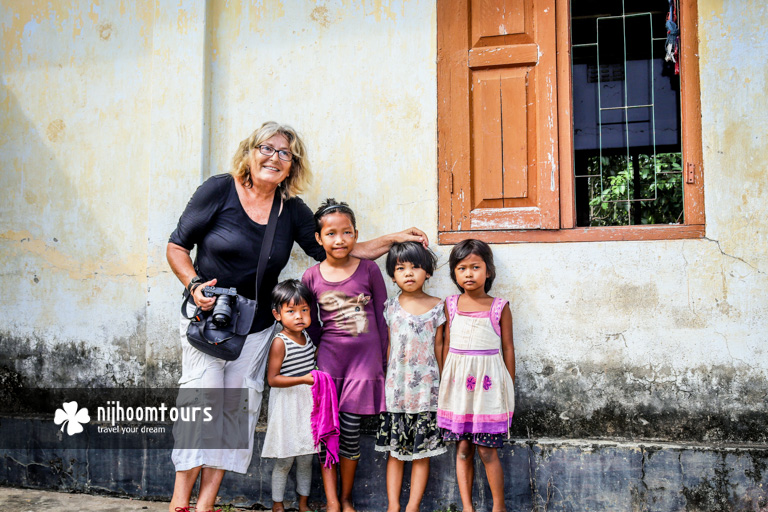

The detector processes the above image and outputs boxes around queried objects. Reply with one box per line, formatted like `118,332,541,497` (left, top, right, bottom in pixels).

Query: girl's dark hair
386,242,437,278
314,198,356,233
448,239,496,293
271,279,313,311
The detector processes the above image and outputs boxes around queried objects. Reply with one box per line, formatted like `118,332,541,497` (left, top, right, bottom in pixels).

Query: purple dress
303,259,388,415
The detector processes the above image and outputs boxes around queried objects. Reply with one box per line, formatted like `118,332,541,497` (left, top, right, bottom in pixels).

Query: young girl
437,239,515,512
262,280,317,512
374,242,447,512
302,199,389,512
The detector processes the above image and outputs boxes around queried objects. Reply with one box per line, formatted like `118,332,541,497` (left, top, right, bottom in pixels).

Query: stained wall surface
1,0,766,451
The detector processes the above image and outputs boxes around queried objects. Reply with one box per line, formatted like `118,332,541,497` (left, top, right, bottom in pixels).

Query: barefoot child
437,239,515,512
262,280,317,512
302,199,389,512
375,242,447,512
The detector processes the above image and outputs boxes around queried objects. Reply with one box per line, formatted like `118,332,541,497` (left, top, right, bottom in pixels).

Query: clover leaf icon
54,401,90,436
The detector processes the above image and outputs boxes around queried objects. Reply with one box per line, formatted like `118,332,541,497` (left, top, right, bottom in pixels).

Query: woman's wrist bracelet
187,275,203,293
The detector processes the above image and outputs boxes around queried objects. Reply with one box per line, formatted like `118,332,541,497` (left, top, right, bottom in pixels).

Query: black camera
203,286,238,327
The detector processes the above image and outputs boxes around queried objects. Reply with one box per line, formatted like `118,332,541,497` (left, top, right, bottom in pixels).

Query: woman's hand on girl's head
351,227,430,260
192,278,218,311
394,227,429,248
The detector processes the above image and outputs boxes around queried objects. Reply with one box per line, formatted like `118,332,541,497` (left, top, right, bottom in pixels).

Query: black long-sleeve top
169,173,325,333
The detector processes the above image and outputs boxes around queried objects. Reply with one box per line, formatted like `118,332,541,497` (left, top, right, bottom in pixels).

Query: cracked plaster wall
1,0,766,443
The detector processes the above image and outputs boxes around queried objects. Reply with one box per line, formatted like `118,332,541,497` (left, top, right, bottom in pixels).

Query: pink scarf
310,370,340,468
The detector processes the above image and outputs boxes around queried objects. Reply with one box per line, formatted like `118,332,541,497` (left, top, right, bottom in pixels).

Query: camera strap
254,190,282,313
180,292,198,320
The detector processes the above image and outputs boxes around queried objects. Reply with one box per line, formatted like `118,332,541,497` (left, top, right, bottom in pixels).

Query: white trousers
171,308,274,474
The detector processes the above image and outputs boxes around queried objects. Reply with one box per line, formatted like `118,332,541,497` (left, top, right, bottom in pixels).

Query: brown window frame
437,0,705,244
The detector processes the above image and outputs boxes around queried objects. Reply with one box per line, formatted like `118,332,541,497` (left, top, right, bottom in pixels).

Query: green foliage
586,152,684,226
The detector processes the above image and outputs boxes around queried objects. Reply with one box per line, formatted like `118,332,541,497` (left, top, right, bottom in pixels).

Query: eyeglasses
257,144,293,162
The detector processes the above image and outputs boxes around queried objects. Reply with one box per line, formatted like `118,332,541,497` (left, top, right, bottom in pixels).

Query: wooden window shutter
438,0,560,231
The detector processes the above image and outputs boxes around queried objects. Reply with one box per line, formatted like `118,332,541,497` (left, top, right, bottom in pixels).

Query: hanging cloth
665,0,680,75
310,370,340,468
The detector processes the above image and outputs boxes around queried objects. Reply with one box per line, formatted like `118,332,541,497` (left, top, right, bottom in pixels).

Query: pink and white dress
437,295,515,435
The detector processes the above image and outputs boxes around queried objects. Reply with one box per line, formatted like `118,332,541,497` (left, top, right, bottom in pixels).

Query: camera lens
212,294,232,327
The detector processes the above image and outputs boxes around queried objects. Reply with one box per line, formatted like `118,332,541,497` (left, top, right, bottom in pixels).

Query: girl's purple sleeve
302,269,322,347
369,261,389,361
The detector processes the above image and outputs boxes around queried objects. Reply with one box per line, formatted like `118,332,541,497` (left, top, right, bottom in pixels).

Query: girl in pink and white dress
437,239,515,512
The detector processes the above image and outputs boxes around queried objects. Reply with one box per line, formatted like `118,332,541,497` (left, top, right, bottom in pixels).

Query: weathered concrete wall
0,0,439,388
0,0,156,387
1,0,767,499
494,0,768,443
3,418,768,512
0,1,212,387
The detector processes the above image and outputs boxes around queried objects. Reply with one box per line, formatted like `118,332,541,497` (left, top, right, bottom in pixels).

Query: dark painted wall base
1,418,767,511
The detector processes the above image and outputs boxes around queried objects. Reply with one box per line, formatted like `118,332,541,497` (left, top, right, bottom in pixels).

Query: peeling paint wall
1,0,157,386
1,0,766,450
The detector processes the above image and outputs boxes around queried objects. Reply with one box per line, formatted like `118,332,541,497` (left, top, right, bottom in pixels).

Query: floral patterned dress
437,295,515,448
374,296,447,461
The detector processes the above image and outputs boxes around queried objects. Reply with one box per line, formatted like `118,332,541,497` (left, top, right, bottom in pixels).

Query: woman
166,121,427,512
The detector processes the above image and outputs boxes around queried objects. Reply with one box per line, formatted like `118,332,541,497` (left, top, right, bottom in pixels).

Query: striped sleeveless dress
262,331,317,458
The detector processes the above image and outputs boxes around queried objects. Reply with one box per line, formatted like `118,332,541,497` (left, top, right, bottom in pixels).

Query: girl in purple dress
303,199,388,512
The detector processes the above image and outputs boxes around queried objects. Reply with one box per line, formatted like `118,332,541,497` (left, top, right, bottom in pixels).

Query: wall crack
704,237,766,275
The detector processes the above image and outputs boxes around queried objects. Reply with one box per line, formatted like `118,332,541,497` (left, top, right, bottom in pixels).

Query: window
437,0,704,243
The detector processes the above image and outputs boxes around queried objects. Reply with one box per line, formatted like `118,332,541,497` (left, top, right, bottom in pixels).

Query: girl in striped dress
262,280,318,512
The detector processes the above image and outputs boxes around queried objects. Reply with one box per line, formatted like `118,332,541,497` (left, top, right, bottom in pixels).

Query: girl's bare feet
298,494,314,512
341,499,356,512
272,501,286,512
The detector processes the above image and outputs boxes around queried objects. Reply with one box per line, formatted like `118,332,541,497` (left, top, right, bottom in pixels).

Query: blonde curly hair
231,121,311,198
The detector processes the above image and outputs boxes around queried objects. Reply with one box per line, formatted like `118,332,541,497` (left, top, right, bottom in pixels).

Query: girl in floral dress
437,239,515,512
375,242,447,512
